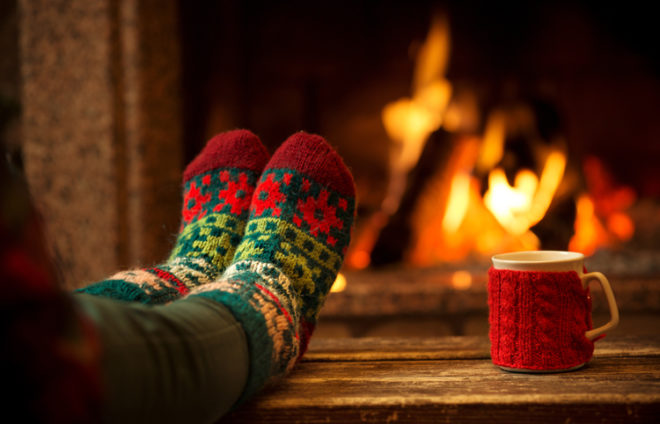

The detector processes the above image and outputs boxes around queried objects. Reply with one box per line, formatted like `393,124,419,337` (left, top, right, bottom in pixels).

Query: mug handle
581,272,620,340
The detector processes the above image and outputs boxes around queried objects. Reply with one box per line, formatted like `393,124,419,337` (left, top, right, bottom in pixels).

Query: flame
381,14,452,214
607,212,634,241
484,149,566,237
476,111,506,173
569,195,608,255
569,157,636,255
345,211,388,269
382,97,443,171
350,15,637,272
442,171,471,233
413,14,451,92
331,273,347,293
484,168,538,235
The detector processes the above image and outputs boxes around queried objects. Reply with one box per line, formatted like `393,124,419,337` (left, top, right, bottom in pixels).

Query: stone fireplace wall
18,0,182,288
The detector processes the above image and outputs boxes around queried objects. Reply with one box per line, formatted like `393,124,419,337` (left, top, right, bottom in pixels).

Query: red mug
488,251,619,372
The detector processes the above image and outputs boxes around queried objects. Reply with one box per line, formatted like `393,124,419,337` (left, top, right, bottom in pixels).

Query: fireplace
177,1,660,337
8,1,660,337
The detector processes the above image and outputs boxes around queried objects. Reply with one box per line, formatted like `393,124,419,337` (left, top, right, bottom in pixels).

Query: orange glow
451,270,473,290
607,212,634,241
331,273,347,293
357,15,637,270
442,89,480,133
484,150,566,237
476,111,506,173
484,168,538,235
382,97,443,171
381,14,452,216
570,157,636,255
530,150,567,224
569,195,609,255
345,211,388,269
442,171,471,233
413,14,451,92
348,250,371,270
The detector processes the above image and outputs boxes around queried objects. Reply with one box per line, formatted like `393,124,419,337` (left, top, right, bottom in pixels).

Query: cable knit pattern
78,130,269,304
488,268,595,371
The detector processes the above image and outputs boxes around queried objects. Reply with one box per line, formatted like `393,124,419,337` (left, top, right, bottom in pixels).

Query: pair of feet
78,129,356,398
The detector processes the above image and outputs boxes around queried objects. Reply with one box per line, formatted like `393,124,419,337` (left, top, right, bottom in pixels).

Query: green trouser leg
74,294,249,424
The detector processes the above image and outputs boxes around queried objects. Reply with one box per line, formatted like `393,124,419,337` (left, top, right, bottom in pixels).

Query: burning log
370,129,454,266
345,11,639,272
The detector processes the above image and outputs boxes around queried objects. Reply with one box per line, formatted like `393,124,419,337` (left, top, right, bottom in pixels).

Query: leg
75,293,249,423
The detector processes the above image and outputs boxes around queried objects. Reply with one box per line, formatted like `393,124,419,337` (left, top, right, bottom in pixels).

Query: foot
189,131,356,400
78,130,270,304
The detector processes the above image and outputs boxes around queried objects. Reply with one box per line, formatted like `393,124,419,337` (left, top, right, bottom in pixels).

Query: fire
346,14,637,274
406,109,570,265
331,273,347,293
381,14,452,214
476,111,506,173
484,149,567,237
441,171,471,233
569,195,608,255
569,157,636,255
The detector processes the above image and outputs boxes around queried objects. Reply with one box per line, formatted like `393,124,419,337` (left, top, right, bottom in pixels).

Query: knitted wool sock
78,130,269,304
188,132,356,400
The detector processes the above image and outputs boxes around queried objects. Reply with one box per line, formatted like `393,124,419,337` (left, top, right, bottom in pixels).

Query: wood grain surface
222,335,660,423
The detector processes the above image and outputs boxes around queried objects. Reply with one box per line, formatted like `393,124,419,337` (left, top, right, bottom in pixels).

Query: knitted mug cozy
488,268,595,371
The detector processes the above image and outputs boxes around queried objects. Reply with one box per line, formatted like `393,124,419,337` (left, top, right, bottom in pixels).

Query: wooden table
223,335,660,423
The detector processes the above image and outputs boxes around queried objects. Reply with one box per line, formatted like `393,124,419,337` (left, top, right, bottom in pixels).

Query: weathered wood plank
304,334,660,361
224,402,658,424
222,335,660,423
254,358,660,406
593,334,660,358
224,357,660,423
303,336,490,361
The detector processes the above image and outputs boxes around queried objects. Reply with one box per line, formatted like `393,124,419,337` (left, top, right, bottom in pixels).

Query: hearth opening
178,1,660,336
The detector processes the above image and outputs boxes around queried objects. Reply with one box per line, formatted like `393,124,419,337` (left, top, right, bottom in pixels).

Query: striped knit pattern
189,260,300,400
188,132,356,401
234,167,354,351
77,130,269,304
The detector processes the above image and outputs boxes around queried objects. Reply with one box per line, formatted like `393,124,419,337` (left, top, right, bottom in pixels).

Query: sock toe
183,129,270,182
266,131,355,198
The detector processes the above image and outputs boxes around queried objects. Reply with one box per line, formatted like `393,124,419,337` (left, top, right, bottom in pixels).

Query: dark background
178,0,660,204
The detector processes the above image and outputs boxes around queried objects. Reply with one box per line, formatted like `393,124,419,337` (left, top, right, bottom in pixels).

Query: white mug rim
492,250,584,270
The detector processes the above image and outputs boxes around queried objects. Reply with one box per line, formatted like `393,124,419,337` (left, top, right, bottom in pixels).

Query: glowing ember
569,194,609,255
331,273,347,293
451,270,472,290
569,157,636,255
607,212,634,241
